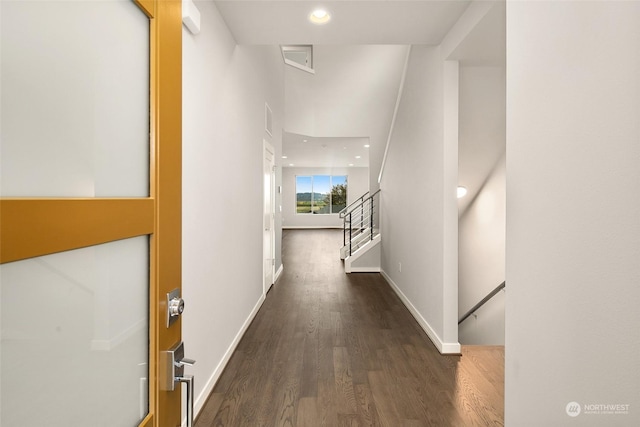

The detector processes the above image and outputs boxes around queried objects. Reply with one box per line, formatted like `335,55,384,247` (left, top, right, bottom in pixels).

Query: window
296,175,347,214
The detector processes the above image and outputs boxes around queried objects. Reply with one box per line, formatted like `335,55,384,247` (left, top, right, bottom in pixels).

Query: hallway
195,229,504,426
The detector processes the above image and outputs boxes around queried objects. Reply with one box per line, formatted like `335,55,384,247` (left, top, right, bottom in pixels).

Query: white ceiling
451,2,506,214
283,132,370,168
283,44,408,173
214,0,506,204
214,1,472,45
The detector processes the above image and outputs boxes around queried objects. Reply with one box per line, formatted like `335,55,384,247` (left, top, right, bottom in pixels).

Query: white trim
182,0,201,35
442,60,460,348
192,294,266,423
264,103,273,137
283,225,342,229
294,213,343,217
265,278,274,294
274,264,284,283
380,269,461,355
263,140,276,295
348,266,381,273
283,58,316,74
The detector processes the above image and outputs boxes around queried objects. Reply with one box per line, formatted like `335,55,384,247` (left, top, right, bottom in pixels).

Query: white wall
285,45,409,191
457,63,506,345
282,166,368,228
182,0,284,417
506,1,640,425
377,1,505,355
458,154,505,345
457,65,506,215
379,45,460,353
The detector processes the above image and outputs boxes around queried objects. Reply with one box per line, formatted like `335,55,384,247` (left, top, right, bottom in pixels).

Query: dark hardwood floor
195,229,504,427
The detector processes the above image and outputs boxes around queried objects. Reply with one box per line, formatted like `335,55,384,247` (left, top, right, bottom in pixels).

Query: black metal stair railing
341,189,381,257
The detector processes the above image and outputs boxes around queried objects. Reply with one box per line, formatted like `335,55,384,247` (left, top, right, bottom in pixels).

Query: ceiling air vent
281,45,315,74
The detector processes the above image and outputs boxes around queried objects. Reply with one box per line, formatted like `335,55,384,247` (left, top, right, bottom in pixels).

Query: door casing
263,140,276,294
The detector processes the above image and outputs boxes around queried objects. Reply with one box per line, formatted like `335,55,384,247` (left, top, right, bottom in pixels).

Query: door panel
0,1,182,426
1,0,150,197
0,237,149,427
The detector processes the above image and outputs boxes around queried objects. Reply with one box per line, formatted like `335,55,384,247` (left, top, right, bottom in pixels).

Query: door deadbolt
166,288,184,327
169,296,185,317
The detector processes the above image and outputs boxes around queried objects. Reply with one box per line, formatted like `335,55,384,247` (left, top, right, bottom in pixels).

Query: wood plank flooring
195,229,504,427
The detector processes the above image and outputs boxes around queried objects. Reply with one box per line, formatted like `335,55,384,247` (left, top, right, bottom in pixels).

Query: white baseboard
282,226,342,229
380,270,461,355
190,293,266,425
274,264,284,283
347,266,381,273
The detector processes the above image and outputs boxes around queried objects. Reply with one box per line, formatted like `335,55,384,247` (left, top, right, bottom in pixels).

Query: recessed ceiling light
355,155,361,159
457,186,468,198
364,144,370,148
302,139,308,143
309,9,331,24
289,163,294,167
349,163,354,166
282,155,288,159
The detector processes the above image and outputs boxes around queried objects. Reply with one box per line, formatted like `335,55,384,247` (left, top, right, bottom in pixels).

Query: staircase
339,190,381,273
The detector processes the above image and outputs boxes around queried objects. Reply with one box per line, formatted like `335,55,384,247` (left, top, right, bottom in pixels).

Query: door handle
175,375,194,427
175,357,196,367
160,342,196,426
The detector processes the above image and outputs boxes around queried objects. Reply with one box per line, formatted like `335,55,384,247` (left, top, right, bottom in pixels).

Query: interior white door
263,140,276,293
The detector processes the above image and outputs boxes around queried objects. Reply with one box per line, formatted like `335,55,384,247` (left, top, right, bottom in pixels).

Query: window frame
295,174,347,215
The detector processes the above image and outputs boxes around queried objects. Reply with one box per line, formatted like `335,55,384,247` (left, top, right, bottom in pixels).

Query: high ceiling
283,133,370,168
282,44,409,174
214,1,472,45
213,0,506,209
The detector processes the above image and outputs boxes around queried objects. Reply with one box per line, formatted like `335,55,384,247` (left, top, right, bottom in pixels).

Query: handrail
339,191,369,218
458,281,506,324
343,189,381,255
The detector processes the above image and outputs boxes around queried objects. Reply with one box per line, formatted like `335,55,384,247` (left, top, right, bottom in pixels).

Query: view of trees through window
296,175,347,214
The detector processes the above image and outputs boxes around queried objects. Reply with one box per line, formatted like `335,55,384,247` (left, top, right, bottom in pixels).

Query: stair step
340,232,381,259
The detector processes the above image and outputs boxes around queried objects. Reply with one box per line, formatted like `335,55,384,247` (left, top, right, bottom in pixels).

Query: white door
263,140,276,294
